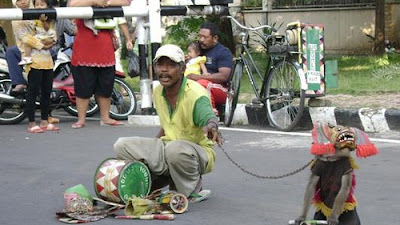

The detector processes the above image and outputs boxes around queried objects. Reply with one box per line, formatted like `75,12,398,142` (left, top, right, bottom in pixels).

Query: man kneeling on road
113,44,222,203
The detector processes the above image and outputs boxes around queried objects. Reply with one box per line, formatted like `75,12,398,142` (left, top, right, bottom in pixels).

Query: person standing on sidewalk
186,22,233,116
24,0,59,133
114,44,222,203
114,17,133,75
67,0,131,128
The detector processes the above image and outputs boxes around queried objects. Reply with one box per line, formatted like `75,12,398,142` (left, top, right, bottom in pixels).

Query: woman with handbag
67,0,131,128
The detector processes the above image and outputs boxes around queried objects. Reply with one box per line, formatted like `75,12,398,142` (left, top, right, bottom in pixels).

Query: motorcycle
0,43,137,125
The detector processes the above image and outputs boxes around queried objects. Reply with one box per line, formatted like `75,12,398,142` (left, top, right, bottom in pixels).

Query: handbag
94,18,117,30
127,51,140,77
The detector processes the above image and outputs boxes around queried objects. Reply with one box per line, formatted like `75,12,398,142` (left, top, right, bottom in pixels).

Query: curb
128,115,160,126
127,103,400,133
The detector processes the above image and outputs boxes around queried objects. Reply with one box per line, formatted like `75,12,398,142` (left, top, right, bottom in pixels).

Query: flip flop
188,190,212,204
41,124,60,131
27,125,44,133
72,122,85,129
100,120,124,126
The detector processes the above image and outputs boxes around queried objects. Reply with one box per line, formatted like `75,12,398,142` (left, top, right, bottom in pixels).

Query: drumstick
115,214,175,220
92,197,125,207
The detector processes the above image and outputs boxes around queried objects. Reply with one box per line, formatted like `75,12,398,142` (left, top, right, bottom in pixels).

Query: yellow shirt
184,56,206,76
153,78,216,173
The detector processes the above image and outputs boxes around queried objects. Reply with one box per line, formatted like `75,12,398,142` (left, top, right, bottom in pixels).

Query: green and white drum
94,158,151,204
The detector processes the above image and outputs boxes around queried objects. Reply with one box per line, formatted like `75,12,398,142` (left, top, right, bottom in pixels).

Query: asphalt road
1,112,399,225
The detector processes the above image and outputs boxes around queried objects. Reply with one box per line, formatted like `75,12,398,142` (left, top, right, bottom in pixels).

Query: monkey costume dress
311,157,360,225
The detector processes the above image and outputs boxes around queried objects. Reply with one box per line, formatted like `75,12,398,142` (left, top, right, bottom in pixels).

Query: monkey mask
310,123,379,158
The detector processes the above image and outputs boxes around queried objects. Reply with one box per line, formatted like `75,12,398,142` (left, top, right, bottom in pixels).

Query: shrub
164,16,205,51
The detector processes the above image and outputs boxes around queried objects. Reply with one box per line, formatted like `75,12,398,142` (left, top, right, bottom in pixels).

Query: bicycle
224,16,306,131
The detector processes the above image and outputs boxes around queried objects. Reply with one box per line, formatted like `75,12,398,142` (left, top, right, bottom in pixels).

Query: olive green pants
113,137,208,197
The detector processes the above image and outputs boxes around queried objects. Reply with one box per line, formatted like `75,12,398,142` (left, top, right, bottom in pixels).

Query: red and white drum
94,158,151,204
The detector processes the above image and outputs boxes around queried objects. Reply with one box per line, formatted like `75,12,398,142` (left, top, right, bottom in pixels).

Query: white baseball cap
153,44,185,63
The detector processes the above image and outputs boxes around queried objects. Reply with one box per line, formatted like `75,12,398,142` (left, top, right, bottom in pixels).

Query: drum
94,158,151,204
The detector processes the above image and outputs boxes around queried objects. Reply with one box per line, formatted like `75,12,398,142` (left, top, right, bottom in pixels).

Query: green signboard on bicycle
302,24,325,96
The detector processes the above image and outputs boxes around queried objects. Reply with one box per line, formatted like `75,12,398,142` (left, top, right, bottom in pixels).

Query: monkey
295,123,378,225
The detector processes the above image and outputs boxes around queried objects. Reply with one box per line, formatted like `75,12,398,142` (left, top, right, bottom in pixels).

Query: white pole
135,0,147,46
148,0,162,44
136,17,146,46
140,0,162,114
0,6,149,20
137,16,153,111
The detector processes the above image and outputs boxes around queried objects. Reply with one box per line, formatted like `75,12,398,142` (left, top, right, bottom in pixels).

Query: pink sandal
27,125,44,133
41,124,60,131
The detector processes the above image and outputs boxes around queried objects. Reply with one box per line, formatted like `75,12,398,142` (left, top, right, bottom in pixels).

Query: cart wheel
169,194,188,214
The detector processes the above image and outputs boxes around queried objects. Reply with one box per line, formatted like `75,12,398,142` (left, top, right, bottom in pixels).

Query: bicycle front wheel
224,60,242,127
265,60,305,131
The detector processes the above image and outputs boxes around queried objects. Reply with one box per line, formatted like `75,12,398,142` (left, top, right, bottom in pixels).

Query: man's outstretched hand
202,121,223,147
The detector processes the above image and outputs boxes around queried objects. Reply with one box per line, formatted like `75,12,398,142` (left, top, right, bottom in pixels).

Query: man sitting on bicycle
186,22,233,117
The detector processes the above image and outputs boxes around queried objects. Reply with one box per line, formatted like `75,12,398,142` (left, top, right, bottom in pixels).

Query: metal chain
217,144,313,180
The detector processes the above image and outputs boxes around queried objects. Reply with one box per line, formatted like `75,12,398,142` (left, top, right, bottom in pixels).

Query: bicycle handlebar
227,15,277,32
288,220,328,225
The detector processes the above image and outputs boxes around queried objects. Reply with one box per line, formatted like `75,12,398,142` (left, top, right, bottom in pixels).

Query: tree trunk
375,0,385,55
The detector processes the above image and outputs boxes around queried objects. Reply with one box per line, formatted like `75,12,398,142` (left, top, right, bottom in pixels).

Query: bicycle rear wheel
109,77,137,120
265,60,305,131
224,60,242,127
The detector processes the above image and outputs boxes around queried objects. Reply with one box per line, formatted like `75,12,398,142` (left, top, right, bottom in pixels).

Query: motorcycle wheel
0,79,27,125
109,77,137,120
64,96,99,117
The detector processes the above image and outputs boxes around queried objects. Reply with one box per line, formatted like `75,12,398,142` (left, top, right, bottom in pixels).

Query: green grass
326,54,400,95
